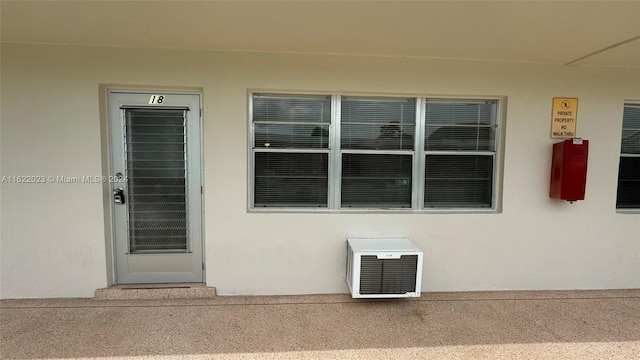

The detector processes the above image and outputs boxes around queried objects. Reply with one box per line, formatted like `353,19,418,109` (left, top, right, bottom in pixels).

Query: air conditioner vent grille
360,255,418,295
346,237,423,298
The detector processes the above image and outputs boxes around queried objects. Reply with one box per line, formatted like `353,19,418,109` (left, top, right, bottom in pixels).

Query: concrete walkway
2,290,639,359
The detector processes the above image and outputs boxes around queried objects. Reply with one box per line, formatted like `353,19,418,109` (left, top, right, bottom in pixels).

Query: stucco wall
1,43,639,298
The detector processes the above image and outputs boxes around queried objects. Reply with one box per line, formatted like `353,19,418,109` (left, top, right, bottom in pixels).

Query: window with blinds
341,97,415,208
252,94,330,207
424,100,497,208
616,104,640,209
250,93,501,211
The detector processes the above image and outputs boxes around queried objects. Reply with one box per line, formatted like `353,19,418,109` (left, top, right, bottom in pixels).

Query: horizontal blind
252,94,330,207
617,105,640,208
616,157,640,208
425,100,496,151
340,97,415,208
424,155,493,207
424,101,497,208
342,154,413,208
620,105,640,155
125,109,188,253
341,97,416,150
254,152,328,207
253,94,331,123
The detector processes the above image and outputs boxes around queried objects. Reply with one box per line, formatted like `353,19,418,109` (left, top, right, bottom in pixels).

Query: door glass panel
125,109,188,253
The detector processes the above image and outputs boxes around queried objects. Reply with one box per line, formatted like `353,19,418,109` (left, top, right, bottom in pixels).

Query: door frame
105,88,205,284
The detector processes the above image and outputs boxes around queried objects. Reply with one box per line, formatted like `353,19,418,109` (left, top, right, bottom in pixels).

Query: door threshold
94,283,216,300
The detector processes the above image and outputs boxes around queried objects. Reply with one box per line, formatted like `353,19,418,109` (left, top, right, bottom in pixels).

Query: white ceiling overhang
1,0,639,67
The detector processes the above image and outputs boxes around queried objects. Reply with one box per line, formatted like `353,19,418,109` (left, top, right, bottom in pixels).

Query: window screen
616,104,640,209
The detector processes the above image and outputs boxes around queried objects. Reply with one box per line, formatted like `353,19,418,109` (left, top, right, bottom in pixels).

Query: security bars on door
125,109,188,253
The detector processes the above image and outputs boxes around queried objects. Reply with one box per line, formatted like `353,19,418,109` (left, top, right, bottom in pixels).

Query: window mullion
491,101,501,210
249,94,256,208
492,153,497,209
413,98,426,210
329,95,341,209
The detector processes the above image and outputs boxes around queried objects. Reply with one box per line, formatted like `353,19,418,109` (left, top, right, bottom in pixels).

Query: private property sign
551,97,578,138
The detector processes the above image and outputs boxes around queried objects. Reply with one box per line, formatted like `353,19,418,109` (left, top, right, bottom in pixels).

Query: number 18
149,95,165,104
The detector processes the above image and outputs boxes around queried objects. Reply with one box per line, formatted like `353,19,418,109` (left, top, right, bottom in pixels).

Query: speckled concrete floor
2,290,639,359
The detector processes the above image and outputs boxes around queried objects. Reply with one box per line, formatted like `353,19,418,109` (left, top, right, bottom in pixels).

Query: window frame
249,93,333,209
616,102,640,213
338,96,420,209
249,91,504,213
422,99,499,209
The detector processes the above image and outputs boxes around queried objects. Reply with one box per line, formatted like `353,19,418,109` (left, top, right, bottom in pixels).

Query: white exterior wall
1,43,638,298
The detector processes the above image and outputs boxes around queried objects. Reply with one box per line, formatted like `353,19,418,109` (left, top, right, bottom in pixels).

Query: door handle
113,187,125,205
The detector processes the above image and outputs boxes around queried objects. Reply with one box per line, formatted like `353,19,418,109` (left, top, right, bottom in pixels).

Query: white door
108,90,203,284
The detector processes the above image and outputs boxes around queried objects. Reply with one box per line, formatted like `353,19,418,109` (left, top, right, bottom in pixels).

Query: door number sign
148,95,165,104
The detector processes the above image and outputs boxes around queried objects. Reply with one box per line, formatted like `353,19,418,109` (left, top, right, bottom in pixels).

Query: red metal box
550,139,589,202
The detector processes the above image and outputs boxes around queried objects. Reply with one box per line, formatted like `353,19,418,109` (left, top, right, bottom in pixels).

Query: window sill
616,209,640,214
248,207,501,215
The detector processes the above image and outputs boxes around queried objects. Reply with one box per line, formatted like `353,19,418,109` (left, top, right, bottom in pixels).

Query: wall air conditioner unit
346,237,423,298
